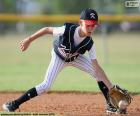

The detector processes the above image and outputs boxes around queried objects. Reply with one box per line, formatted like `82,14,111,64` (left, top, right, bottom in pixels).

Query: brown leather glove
108,85,132,109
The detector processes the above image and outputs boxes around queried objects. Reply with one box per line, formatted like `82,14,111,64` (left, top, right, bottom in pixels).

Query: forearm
20,27,53,52
27,27,53,42
92,59,113,90
96,66,113,90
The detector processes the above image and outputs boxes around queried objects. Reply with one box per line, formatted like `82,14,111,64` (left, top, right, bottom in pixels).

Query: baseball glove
108,85,132,109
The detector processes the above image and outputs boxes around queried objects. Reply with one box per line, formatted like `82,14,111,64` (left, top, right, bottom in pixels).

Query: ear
79,20,82,26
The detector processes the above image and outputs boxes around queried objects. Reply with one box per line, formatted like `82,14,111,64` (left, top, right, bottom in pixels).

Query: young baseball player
2,8,118,114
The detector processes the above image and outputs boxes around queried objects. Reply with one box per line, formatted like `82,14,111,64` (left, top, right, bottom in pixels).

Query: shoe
106,102,117,114
117,108,127,114
2,101,19,112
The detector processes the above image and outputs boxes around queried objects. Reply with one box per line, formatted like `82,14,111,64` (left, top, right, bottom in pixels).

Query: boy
2,8,118,114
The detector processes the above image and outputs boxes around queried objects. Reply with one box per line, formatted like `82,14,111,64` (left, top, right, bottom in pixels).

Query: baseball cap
80,8,98,25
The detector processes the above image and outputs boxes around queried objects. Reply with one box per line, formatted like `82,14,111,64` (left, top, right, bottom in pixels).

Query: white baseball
118,100,128,109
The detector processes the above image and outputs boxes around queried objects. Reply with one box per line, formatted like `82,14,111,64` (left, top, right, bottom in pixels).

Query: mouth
88,32,92,34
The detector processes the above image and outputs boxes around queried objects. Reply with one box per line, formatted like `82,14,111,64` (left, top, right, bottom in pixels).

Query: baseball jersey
53,23,97,62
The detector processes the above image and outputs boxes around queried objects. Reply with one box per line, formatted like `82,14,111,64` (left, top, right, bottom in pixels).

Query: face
80,21,97,37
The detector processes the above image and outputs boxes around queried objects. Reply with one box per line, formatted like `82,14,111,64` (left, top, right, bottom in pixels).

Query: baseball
118,100,128,109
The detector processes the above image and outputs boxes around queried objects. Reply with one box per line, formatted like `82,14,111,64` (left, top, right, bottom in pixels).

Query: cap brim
81,20,97,25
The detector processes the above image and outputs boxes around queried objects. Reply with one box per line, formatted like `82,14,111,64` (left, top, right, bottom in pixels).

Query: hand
20,38,31,52
108,85,132,109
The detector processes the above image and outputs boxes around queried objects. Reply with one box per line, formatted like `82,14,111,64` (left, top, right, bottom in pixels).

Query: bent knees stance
35,50,65,95
70,55,102,81
35,79,52,95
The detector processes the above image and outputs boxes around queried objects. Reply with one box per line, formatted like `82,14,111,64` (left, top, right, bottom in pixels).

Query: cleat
117,108,127,114
106,102,117,114
2,101,19,112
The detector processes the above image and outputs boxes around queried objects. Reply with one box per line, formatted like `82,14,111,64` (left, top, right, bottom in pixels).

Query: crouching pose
3,8,131,114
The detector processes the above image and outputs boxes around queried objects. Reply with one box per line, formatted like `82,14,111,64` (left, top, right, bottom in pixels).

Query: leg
98,81,117,113
35,50,65,94
2,87,37,112
69,54,101,81
2,50,65,112
69,55,117,113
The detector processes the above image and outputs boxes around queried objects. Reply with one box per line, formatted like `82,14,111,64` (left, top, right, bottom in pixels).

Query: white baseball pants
35,49,102,95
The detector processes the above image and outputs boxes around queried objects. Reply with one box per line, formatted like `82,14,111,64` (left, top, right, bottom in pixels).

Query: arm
92,59,113,90
20,27,53,52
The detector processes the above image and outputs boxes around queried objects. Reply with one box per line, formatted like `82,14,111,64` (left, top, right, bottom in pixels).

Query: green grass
0,33,140,93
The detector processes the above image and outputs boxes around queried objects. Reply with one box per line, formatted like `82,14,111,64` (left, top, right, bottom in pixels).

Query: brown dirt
0,92,140,116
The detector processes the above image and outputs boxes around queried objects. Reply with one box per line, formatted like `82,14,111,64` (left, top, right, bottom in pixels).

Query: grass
0,33,140,93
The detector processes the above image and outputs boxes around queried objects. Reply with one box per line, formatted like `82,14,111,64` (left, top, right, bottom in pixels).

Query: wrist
27,37,32,43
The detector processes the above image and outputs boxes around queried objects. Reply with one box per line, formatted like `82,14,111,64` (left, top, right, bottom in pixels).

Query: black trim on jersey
53,23,94,62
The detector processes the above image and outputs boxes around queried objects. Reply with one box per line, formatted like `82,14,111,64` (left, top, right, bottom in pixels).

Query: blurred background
0,0,140,93
0,0,140,34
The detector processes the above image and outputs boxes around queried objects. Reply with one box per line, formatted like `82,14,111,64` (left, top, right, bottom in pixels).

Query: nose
88,25,94,31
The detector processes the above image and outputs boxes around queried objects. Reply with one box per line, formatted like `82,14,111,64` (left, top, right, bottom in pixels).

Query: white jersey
53,26,97,60
35,25,104,95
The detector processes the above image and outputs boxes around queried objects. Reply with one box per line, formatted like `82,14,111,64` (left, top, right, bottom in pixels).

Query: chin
86,33,92,37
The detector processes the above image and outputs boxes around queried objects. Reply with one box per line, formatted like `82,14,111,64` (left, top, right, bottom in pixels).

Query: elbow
43,27,53,34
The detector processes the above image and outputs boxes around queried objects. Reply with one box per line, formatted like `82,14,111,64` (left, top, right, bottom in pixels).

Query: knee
35,81,52,95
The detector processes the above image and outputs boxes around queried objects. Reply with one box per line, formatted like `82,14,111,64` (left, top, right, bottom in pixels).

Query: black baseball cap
80,8,98,25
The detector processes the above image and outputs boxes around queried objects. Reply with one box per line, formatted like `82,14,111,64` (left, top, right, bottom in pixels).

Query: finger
22,46,27,51
20,40,24,44
20,43,23,47
20,45,25,51
20,44,23,50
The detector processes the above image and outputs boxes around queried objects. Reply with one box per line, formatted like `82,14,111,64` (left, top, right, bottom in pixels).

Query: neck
78,27,86,38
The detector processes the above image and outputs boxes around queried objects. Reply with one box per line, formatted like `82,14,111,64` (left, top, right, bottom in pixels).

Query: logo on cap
80,8,98,22
90,13,95,19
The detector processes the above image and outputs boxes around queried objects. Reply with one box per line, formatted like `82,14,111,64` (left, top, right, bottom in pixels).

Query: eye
93,25,98,28
85,24,91,27
86,24,97,28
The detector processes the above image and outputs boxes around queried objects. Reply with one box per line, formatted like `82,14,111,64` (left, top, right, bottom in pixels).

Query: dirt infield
0,92,140,116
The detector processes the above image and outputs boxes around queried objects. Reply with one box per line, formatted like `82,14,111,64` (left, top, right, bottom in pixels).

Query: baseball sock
97,81,109,102
14,87,38,106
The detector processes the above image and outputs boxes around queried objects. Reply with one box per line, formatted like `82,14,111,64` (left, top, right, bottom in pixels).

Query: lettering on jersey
58,44,69,57
58,44,79,59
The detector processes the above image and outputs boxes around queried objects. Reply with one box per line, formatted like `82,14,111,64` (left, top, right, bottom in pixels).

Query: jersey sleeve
88,44,97,60
53,26,65,37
